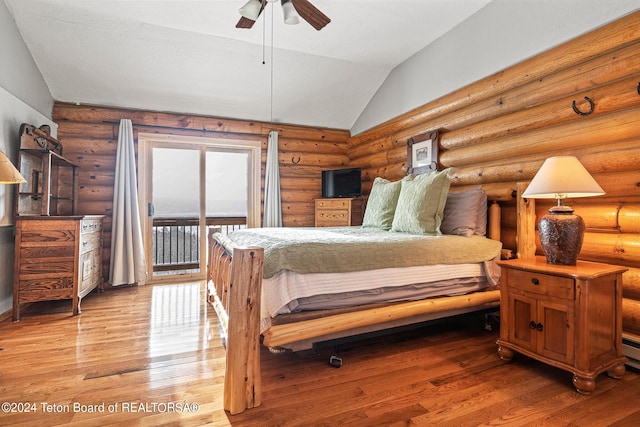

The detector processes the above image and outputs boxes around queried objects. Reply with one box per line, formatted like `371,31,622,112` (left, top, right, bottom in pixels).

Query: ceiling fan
237,0,331,31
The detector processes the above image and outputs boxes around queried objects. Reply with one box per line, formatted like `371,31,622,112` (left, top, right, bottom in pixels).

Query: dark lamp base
538,212,585,265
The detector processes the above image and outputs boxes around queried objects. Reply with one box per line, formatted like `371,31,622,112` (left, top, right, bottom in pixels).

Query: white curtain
263,130,282,227
109,119,147,286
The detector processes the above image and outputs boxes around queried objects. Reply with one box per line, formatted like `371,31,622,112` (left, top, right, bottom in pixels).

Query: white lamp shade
523,156,604,199
239,0,262,20
0,149,25,184
282,0,300,25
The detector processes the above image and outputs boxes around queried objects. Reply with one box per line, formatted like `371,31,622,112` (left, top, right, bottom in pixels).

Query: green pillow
391,169,453,235
362,177,402,230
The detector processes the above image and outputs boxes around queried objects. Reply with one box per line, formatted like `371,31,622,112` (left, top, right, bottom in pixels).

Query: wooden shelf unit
12,123,101,321
15,149,79,216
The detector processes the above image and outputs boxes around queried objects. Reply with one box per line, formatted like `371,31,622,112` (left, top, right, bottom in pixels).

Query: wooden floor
1,283,639,426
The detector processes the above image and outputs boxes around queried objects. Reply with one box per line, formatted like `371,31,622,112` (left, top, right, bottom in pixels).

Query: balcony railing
152,216,246,273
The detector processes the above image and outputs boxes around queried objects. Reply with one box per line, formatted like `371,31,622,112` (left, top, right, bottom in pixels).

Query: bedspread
218,226,502,278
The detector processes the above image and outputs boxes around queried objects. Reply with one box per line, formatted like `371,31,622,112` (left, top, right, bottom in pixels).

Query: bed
207,168,514,414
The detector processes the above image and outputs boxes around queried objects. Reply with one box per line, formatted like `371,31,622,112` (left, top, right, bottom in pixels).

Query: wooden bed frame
207,186,515,414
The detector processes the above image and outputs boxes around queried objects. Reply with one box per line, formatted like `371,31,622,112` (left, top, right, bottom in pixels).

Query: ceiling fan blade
236,16,257,29
291,0,331,31
236,1,267,29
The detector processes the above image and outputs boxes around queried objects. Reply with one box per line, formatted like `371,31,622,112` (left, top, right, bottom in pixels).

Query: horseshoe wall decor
572,96,595,116
291,156,301,165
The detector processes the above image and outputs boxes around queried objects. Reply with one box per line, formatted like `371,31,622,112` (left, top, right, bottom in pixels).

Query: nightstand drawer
507,268,574,300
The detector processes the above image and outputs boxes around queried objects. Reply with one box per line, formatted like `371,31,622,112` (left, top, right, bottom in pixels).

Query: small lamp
239,0,262,20
0,149,25,184
522,156,604,265
282,0,300,25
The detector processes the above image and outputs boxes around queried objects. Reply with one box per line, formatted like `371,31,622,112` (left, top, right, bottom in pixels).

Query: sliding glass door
206,150,250,234
151,147,201,278
138,133,261,284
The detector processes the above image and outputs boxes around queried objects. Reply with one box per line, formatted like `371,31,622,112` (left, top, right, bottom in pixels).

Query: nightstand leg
497,343,514,362
572,375,595,395
607,363,625,379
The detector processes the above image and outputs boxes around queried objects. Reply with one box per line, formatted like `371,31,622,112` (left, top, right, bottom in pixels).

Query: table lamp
522,156,604,265
0,149,25,184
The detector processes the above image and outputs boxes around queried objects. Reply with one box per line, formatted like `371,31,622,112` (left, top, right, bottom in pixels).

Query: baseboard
622,333,640,369
0,303,33,323
0,307,12,323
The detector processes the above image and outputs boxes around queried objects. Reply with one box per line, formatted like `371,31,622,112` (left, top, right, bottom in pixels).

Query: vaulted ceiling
5,0,491,130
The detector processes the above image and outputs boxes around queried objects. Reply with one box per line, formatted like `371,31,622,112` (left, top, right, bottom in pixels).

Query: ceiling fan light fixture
239,0,262,20
281,0,300,25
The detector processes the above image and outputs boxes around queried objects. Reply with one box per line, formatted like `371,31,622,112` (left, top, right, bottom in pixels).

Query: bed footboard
207,230,264,415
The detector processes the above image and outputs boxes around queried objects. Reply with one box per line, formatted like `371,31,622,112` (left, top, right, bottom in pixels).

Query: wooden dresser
497,256,627,394
13,215,105,321
315,198,363,227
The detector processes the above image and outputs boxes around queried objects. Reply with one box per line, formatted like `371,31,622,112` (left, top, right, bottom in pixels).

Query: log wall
51,11,640,335
347,11,640,335
51,103,350,281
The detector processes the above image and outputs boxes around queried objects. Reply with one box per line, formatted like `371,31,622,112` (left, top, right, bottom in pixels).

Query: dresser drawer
316,199,351,209
18,276,74,301
19,258,75,276
80,233,101,253
80,251,94,293
506,268,574,300
20,244,75,260
317,209,350,224
81,219,102,234
20,229,75,244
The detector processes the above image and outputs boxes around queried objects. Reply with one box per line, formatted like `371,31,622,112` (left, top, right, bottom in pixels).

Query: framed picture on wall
407,130,439,174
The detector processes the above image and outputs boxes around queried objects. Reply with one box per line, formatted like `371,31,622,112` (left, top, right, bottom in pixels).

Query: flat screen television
321,167,362,198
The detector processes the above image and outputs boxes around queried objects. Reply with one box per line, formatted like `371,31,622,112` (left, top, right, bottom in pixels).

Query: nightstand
496,256,627,394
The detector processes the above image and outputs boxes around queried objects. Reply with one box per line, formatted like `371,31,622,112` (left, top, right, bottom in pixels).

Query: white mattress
260,259,499,332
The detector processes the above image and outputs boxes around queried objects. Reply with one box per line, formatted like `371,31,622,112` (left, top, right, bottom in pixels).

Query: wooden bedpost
517,182,537,259
488,201,501,242
224,246,264,415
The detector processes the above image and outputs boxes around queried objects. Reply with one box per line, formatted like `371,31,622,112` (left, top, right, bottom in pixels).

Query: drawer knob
529,321,544,331
531,277,540,285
